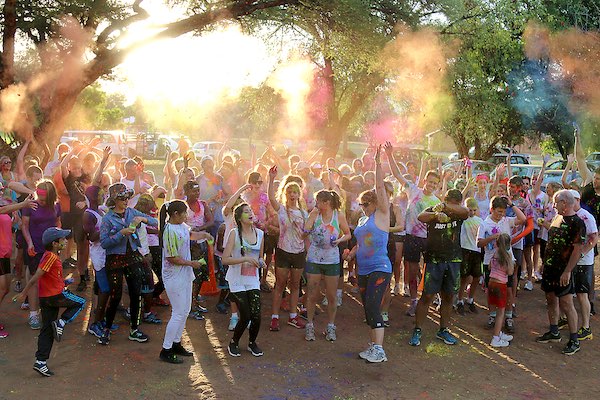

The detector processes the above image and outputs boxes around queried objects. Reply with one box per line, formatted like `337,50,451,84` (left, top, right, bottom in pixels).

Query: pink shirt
0,214,12,258
489,255,509,284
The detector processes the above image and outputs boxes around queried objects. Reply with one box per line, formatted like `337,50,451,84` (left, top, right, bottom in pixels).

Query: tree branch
96,0,150,48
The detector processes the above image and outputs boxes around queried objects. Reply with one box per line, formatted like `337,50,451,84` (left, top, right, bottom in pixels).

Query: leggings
358,271,391,329
230,289,261,345
105,261,145,331
150,246,164,298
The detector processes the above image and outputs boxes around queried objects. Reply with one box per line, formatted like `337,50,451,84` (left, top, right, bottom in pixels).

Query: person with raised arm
347,145,392,363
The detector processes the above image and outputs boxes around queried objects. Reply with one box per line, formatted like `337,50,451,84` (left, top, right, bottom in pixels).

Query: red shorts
487,280,507,309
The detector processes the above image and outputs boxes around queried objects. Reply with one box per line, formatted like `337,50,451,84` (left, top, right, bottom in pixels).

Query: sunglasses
2,161,11,165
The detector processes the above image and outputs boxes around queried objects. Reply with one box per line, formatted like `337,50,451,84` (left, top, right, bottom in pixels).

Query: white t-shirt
162,222,195,283
461,215,484,252
277,206,307,254
576,208,598,266
225,228,263,291
477,216,516,265
121,178,152,208
137,223,150,256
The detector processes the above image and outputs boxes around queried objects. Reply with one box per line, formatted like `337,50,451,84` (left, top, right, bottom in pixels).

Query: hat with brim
42,228,71,246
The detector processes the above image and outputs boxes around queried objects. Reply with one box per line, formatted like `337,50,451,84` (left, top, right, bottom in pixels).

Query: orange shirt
38,251,65,297
53,170,71,214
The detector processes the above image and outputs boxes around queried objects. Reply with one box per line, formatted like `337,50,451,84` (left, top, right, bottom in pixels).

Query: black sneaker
456,302,465,316
247,342,264,357
536,331,561,343
51,320,65,342
128,329,149,343
562,339,580,355
98,330,110,345
160,348,183,364
468,302,478,314
228,342,241,357
558,317,569,330
172,342,193,356
33,361,54,377
504,317,515,334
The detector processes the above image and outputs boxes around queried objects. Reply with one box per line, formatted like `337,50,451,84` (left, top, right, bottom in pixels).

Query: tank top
307,210,341,264
85,209,106,271
475,191,490,220
225,228,263,290
187,200,208,243
354,213,392,275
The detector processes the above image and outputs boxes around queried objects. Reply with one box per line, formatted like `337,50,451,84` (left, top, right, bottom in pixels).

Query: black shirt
423,206,464,263
581,182,600,229
544,214,586,273
64,173,88,215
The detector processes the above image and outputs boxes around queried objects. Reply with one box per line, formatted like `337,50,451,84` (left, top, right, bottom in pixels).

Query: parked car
487,153,531,165
147,135,179,159
491,164,542,181
442,160,495,177
586,152,600,163
546,159,597,171
541,170,582,191
192,141,224,158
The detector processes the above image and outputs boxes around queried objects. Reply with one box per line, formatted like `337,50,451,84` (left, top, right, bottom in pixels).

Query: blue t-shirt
354,213,392,275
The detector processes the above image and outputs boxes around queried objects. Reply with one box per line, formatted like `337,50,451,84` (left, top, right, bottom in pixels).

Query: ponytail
159,202,168,249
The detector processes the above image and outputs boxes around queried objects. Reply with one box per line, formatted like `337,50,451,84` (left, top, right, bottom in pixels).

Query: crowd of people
0,130,598,376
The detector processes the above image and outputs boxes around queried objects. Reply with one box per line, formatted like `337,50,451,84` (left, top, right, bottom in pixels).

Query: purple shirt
22,202,61,252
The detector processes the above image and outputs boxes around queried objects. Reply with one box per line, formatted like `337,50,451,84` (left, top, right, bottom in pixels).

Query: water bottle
258,259,267,269
129,222,139,241
330,235,337,246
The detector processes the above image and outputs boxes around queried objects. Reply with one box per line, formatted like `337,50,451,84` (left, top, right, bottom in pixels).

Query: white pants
162,276,192,349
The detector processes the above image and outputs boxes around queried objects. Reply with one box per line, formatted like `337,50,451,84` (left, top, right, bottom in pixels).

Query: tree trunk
1,0,17,89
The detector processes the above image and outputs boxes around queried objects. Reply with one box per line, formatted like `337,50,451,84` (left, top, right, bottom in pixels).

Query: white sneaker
392,283,401,295
524,280,533,291
325,324,336,341
534,271,543,281
228,316,239,331
358,343,374,359
336,293,342,307
322,297,328,306
305,323,316,341
500,331,513,342
491,336,510,347
403,284,410,297
520,271,527,280
365,346,387,363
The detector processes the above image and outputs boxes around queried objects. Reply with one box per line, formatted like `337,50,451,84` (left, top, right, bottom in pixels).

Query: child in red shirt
16,227,86,377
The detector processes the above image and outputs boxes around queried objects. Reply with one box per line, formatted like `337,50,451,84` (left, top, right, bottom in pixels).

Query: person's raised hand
268,165,277,180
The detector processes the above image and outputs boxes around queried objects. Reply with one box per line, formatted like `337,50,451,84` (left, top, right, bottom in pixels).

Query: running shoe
490,336,510,348
305,323,316,341
524,280,533,291
188,311,205,321
392,283,401,296
456,302,466,316
468,302,478,314
321,297,328,306
142,312,162,324
98,330,110,345
172,342,193,357
562,339,580,355
288,316,306,329
486,315,495,330
33,361,54,377
20,302,29,310
382,312,390,328
228,342,241,357
500,331,513,342
269,317,280,332
0,328,8,338
536,331,561,343
558,317,569,330
577,327,593,341
504,318,515,334
325,324,337,342
196,304,208,313
247,342,263,357
51,319,65,342
29,314,41,330
403,284,410,297
436,328,457,345
122,308,131,321
406,300,418,317
365,346,387,363
160,348,183,364
432,294,441,309
409,328,422,346
336,292,343,307
100,320,119,331
128,329,149,343
14,280,22,293
228,316,239,331
88,321,103,338
534,271,543,282
358,343,374,360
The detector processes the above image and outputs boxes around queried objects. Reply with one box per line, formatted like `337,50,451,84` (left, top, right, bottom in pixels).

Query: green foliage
66,83,126,129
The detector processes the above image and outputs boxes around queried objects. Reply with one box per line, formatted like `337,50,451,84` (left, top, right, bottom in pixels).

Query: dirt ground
1,267,599,400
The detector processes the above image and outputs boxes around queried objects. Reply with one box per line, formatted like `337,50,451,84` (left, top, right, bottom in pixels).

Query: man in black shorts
536,190,586,355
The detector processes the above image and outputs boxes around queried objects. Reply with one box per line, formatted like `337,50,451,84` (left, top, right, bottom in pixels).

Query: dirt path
1,274,599,400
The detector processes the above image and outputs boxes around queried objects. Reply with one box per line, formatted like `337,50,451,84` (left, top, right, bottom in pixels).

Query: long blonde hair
495,233,513,271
